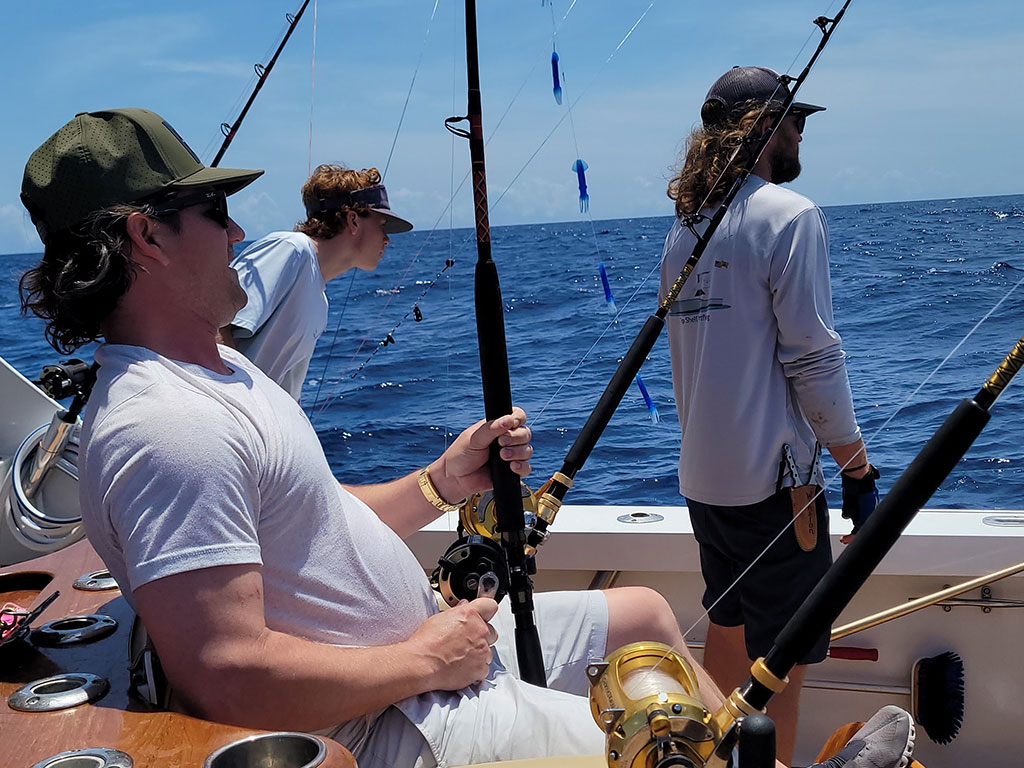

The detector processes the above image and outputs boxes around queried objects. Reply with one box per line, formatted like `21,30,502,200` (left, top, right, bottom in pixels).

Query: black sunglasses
150,189,230,229
791,111,807,135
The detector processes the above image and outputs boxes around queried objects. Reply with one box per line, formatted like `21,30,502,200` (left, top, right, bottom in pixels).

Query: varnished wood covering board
1,540,356,767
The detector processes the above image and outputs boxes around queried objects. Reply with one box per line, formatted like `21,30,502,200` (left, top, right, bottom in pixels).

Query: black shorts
687,489,832,664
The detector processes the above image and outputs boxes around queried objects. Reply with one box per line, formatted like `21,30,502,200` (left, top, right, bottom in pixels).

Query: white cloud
0,204,41,256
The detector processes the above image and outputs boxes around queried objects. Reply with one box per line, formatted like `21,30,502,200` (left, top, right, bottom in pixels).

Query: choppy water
3,193,1024,509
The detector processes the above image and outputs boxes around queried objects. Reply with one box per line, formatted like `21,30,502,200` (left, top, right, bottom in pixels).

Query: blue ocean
3,193,1023,510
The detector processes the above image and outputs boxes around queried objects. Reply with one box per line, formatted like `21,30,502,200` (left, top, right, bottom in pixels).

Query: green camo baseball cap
21,108,264,243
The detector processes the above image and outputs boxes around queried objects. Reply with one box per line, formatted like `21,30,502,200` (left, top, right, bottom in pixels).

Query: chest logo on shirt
668,270,730,318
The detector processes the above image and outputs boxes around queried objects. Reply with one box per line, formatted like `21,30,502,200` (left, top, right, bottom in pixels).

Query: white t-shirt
659,176,861,506
77,344,607,763
78,343,437,647
231,231,328,402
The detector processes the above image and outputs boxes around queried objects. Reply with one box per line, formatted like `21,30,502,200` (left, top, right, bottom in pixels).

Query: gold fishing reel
433,482,538,607
587,642,721,768
459,482,538,539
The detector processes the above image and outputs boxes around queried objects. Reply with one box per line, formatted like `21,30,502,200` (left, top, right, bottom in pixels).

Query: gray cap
701,66,825,127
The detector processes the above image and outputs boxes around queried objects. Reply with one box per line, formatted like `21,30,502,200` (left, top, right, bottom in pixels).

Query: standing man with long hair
659,66,882,763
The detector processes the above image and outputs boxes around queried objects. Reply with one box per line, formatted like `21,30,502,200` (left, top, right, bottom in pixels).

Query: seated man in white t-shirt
218,164,413,401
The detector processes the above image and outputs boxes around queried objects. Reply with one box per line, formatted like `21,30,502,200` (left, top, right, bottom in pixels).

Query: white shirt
78,343,437,646
659,176,861,506
231,231,328,402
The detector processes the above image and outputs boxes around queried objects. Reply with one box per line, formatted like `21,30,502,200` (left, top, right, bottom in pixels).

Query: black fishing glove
841,464,880,534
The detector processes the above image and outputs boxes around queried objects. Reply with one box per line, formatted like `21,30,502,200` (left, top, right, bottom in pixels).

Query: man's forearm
345,456,459,538
826,439,870,478
185,628,435,731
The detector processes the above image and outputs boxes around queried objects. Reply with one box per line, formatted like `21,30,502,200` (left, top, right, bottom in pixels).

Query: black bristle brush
912,650,965,745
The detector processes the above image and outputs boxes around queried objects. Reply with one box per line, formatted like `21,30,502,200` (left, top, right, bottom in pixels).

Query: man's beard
771,150,801,184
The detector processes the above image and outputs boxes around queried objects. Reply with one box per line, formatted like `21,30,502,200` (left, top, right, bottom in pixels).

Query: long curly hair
297,164,382,240
19,204,177,354
667,101,775,218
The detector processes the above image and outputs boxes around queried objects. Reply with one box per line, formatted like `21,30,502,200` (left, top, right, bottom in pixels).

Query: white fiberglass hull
4,349,1021,766
409,505,1024,767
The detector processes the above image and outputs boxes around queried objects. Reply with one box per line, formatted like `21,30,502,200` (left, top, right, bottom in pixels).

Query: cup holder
8,672,109,712
73,569,119,592
203,732,326,768
616,510,665,524
29,747,133,768
32,614,118,646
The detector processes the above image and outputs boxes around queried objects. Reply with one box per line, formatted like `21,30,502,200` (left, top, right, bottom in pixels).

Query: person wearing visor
659,66,884,763
219,164,413,402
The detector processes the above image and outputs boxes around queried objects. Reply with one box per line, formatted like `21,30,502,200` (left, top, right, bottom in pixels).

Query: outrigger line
543,3,659,425
599,263,660,424
308,0,662,417
210,0,312,167
444,0,547,687
527,0,855,556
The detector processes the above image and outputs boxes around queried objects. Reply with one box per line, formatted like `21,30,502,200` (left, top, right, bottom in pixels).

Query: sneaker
810,705,916,768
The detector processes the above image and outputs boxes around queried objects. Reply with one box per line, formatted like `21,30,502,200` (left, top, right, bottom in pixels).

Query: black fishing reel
434,534,510,607
34,359,92,401
431,484,538,606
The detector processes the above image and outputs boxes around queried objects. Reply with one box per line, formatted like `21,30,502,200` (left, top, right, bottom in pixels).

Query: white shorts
347,589,609,768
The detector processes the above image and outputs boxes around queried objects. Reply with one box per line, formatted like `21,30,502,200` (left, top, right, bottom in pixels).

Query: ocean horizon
3,191,1024,511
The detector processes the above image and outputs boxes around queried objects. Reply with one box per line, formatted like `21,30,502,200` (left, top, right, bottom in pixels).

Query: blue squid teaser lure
572,158,589,213
551,51,562,105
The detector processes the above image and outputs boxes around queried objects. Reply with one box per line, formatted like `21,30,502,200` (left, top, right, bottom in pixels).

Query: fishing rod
587,333,1024,767
442,0,547,687
707,334,1024,764
527,0,854,553
211,0,312,167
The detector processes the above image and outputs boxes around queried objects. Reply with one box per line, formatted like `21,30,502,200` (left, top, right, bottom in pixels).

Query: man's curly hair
297,164,382,240
667,101,776,218
20,204,178,354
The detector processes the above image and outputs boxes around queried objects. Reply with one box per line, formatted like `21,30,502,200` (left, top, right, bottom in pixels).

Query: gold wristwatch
417,467,464,512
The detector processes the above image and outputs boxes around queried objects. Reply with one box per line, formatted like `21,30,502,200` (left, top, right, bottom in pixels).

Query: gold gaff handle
586,642,720,768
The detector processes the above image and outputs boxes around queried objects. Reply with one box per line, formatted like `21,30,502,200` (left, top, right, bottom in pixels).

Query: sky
0,0,1021,255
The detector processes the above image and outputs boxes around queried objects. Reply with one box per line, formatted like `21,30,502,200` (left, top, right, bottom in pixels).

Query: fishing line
308,0,438,417
528,6,657,424
307,269,356,424
307,0,318,176
531,266,655,426
382,0,441,181
310,0,665,417
444,14,459,534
